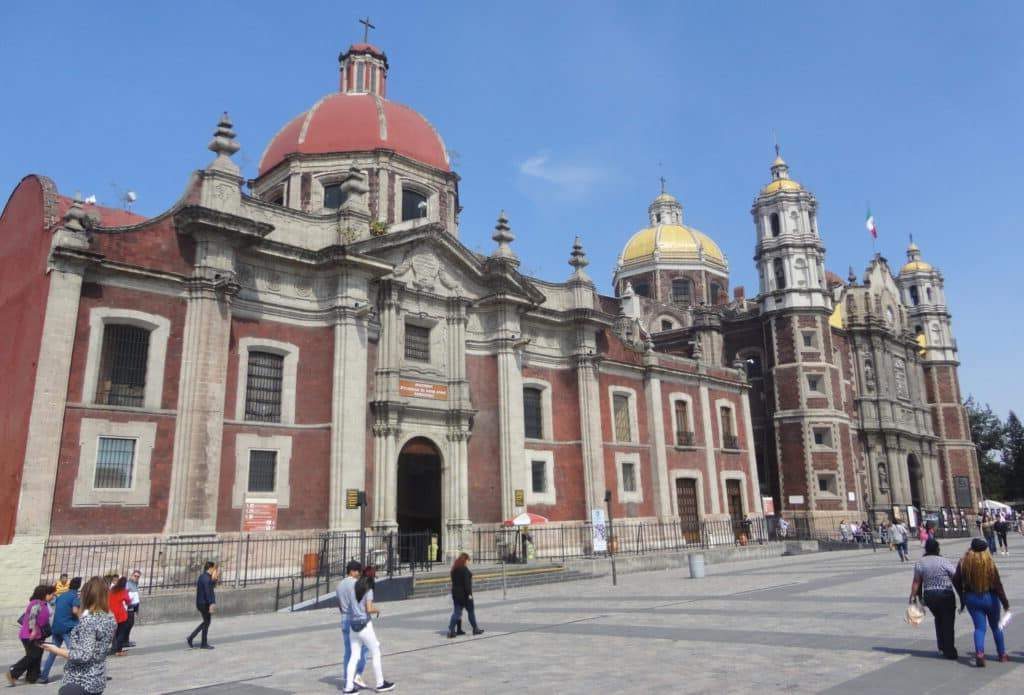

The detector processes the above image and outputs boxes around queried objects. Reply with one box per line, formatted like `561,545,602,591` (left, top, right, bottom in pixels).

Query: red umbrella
503,512,549,526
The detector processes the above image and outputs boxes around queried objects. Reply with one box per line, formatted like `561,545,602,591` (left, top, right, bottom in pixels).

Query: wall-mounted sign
761,496,775,515
788,495,804,505
399,379,449,401
847,491,856,502
514,489,525,506
243,498,278,532
591,508,608,553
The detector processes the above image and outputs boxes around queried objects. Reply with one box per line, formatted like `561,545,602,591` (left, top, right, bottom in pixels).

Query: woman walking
6,584,55,685
909,539,959,659
107,576,130,656
981,512,997,554
995,515,1010,556
955,538,1010,667
447,552,484,638
342,567,394,694
41,576,117,695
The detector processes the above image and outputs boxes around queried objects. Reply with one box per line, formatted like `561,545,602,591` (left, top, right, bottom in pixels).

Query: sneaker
186,637,194,649
127,641,137,648
376,682,396,693
200,644,215,650
354,674,367,688
472,629,484,635
342,689,359,694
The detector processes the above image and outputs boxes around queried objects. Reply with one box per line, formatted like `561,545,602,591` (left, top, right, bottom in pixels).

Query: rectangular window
812,427,833,447
531,460,547,494
523,388,543,439
674,400,693,446
96,324,150,407
817,473,838,495
720,406,738,449
613,394,632,442
802,331,817,349
807,375,823,394
404,324,430,362
247,450,277,493
94,437,136,489
356,62,365,91
954,476,973,508
245,351,284,423
621,462,637,493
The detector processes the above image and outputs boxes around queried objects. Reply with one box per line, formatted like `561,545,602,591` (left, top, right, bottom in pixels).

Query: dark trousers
111,620,130,653
997,531,1008,552
188,605,212,646
922,589,958,658
448,599,479,633
124,607,137,643
58,684,100,695
9,638,43,683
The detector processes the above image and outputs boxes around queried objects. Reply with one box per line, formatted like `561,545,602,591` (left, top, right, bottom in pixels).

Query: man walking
336,560,368,690
125,569,142,648
187,562,217,649
892,520,910,562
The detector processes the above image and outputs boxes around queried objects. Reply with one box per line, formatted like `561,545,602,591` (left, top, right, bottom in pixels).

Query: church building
0,39,978,564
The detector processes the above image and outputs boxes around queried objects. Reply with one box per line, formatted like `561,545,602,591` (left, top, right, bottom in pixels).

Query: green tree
1003,411,1024,501
964,397,1008,500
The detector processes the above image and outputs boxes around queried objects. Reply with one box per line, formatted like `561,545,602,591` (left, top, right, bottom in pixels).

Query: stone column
643,366,673,520
698,383,722,514
576,355,606,516
445,298,473,544
329,304,369,530
740,390,764,514
371,281,402,531
15,259,87,537
496,339,525,521
164,239,234,536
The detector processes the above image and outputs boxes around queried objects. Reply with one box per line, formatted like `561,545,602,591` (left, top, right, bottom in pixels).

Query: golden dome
621,224,726,266
653,192,678,203
900,260,933,274
761,178,803,194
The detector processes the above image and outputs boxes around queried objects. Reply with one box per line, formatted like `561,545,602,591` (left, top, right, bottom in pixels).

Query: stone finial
568,236,589,276
341,166,369,197
847,266,857,285
63,193,89,233
491,210,517,262
207,112,241,174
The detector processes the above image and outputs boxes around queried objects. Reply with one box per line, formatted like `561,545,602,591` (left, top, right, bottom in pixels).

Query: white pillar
329,308,369,530
698,383,722,514
576,356,607,515
644,370,673,520
496,343,525,520
740,391,764,514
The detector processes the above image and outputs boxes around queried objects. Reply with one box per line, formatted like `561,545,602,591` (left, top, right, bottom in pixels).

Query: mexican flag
865,208,878,239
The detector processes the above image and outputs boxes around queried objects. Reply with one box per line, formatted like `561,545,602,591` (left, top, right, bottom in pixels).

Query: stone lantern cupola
339,43,389,96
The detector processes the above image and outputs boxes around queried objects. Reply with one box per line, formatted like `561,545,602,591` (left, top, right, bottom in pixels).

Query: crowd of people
7,569,141,693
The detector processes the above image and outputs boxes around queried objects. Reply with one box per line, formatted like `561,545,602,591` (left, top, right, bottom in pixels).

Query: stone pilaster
576,355,606,516
643,362,673,520
329,303,370,530
740,388,764,514
698,382,722,514
496,339,525,520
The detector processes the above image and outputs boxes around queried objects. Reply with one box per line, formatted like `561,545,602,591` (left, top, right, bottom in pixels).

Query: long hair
355,566,376,602
961,548,997,593
451,552,470,572
112,576,128,591
80,576,111,614
29,584,54,602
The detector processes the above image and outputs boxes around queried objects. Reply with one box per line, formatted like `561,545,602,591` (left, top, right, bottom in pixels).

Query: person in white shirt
892,521,910,562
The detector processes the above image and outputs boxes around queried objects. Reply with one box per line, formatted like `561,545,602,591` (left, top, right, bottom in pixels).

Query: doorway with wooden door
726,479,744,540
675,478,700,543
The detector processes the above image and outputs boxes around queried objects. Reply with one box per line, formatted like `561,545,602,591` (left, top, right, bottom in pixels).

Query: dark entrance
726,479,744,541
907,454,923,510
675,478,700,543
396,437,442,562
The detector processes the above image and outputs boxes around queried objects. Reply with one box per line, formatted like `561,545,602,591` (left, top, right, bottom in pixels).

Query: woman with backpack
955,538,1010,667
41,576,117,694
6,584,55,685
342,566,394,694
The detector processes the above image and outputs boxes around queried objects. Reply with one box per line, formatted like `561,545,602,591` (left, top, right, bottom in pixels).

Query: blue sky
2,2,1021,416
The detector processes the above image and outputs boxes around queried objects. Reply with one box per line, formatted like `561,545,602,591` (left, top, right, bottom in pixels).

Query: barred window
621,462,637,493
531,460,547,494
671,278,692,306
245,351,284,423
720,406,734,437
523,387,543,439
96,324,150,407
247,450,277,493
674,400,692,445
404,324,430,362
94,437,136,489
613,394,632,442
402,188,428,221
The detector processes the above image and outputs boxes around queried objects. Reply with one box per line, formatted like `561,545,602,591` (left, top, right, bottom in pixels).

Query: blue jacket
196,572,216,608
51,589,80,636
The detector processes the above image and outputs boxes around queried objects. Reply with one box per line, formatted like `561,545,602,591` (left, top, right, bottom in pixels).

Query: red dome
258,93,450,176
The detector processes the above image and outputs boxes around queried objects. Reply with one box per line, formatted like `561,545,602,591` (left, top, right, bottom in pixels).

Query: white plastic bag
999,610,1013,631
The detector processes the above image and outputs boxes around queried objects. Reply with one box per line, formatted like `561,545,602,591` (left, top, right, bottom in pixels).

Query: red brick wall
90,216,196,277
774,317,795,364
466,355,502,522
778,422,808,503
0,177,53,542
51,410,176,534
599,371,653,518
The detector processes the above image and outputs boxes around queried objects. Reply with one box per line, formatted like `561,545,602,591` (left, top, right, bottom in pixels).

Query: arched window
671,278,692,305
773,258,786,289
323,183,347,210
523,386,543,439
709,282,723,304
741,353,763,378
402,188,428,221
96,325,151,407
926,286,933,302
909,286,920,306
770,213,781,237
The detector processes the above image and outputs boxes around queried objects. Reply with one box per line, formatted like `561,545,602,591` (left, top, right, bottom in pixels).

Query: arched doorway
396,437,443,561
907,454,923,509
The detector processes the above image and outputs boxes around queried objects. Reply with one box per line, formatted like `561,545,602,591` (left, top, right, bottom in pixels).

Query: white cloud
518,152,606,195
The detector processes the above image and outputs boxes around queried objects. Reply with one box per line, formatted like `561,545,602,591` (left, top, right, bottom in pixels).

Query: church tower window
671,278,692,306
773,258,786,290
909,286,920,306
402,188,428,221
770,213,781,237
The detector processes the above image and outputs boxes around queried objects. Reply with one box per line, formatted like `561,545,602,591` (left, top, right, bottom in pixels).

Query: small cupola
647,181,683,225
339,43,389,96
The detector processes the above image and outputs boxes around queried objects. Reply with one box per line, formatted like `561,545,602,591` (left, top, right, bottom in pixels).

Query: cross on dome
359,16,375,43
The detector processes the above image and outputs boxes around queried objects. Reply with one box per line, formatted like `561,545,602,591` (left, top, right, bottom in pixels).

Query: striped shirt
913,555,956,593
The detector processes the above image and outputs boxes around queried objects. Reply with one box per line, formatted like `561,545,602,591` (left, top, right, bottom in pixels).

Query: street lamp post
604,489,617,587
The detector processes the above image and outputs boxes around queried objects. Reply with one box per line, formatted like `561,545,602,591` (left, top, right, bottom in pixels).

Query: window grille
671,278,692,305
96,324,150,407
404,324,430,362
621,462,637,493
613,394,632,442
94,437,136,489
245,351,284,423
402,189,428,221
523,388,543,439
674,401,689,441
531,460,547,494
247,450,277,493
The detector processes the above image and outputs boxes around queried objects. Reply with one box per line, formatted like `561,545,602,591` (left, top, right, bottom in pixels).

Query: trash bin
688,552,705,579
302,553,319,577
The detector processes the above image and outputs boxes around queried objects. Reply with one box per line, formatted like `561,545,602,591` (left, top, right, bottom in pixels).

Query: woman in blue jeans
954,538,1010,667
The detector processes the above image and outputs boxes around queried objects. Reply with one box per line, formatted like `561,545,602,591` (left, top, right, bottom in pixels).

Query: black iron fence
40,530,437,594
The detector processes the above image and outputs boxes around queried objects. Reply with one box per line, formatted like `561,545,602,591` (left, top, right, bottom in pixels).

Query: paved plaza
5,537,1023,694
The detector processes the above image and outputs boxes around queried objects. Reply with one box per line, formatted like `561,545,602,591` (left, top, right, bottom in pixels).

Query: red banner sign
242,499,278,532
399,379,449,401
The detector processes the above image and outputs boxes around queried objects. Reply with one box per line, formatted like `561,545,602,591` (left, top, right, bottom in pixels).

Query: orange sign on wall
242,499,278,532
399,379,449,401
